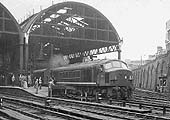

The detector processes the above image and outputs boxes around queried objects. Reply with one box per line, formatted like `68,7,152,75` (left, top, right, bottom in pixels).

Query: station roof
21,1,120,59
0,2,22,71
0,3,22,51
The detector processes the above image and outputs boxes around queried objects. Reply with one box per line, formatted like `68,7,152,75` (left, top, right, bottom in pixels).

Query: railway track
134,88,170,100
1,92,170,120
1,87,170,119
112,88,170,116
0,96,146,120
3,96,122,120
133,88,170,106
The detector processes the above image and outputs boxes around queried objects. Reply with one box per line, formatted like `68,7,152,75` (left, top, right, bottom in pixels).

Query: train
33,59,134,101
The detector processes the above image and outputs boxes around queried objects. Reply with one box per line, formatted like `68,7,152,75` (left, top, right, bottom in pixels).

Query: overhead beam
30,34,118,44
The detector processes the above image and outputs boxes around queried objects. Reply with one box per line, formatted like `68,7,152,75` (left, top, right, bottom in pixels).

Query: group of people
12,73,43,92
8,73,55,97
34,76,55,96
9,73,32,88
1,72,56,97
18,74,32,88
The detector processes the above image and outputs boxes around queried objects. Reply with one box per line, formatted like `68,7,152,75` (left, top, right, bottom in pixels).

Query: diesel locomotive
33,59,133,101
36,59,133,101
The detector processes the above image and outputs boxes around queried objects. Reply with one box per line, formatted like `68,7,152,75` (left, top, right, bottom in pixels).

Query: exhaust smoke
49,54,69,68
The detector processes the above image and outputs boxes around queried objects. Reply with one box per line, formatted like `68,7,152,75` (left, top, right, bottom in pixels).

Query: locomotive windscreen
103,61,128,70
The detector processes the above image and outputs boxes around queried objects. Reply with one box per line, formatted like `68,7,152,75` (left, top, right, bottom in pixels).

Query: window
104,63,112,69
104,61,128,69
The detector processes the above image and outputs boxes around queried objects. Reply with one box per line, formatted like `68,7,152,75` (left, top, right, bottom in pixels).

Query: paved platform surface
24,86,48,97
0,86,49,97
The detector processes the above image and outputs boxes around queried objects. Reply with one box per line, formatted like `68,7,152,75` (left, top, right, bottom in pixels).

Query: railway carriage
50,59,134,101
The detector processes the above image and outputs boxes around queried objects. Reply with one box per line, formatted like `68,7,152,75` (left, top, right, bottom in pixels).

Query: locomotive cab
96,60,133,100
96,60,133,86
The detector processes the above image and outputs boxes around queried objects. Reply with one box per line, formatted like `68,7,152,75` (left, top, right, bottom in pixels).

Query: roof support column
24,33,29,75
19,33,24,73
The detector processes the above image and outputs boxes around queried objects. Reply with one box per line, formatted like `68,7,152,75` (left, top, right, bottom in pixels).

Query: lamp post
117,38,123,60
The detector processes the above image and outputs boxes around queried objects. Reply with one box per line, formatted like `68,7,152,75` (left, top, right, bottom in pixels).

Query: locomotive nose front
108,69,133,86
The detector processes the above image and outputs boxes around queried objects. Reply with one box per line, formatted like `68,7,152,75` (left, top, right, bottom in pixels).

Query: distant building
166,19,170,51
148,55,156,60
156,46,167,57
125,59,140,69
126,46,166,70
125,59,149,70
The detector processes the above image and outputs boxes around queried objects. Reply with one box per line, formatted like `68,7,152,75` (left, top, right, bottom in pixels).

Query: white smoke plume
49,54,69,68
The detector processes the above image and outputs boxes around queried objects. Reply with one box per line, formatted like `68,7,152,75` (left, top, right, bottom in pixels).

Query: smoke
49,54,69,68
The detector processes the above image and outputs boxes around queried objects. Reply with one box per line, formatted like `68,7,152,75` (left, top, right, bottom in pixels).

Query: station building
166,19,170,51
0,2,121,85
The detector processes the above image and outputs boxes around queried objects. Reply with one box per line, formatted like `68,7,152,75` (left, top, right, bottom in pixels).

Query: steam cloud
49,54,69,68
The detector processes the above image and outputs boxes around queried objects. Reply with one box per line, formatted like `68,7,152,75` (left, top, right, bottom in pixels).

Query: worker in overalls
48,77,54,97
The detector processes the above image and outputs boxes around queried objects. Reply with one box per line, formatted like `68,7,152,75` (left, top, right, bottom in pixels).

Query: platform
25,86,48,97
0,86,48,98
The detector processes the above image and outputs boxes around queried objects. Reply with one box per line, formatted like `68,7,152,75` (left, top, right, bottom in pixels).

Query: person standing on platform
27,74,32,87
19,74,22,87
23,75,28,89
48,77,54,97
33,77,36,87
34,78,39,94
11,74,15,86
39,77,42,89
